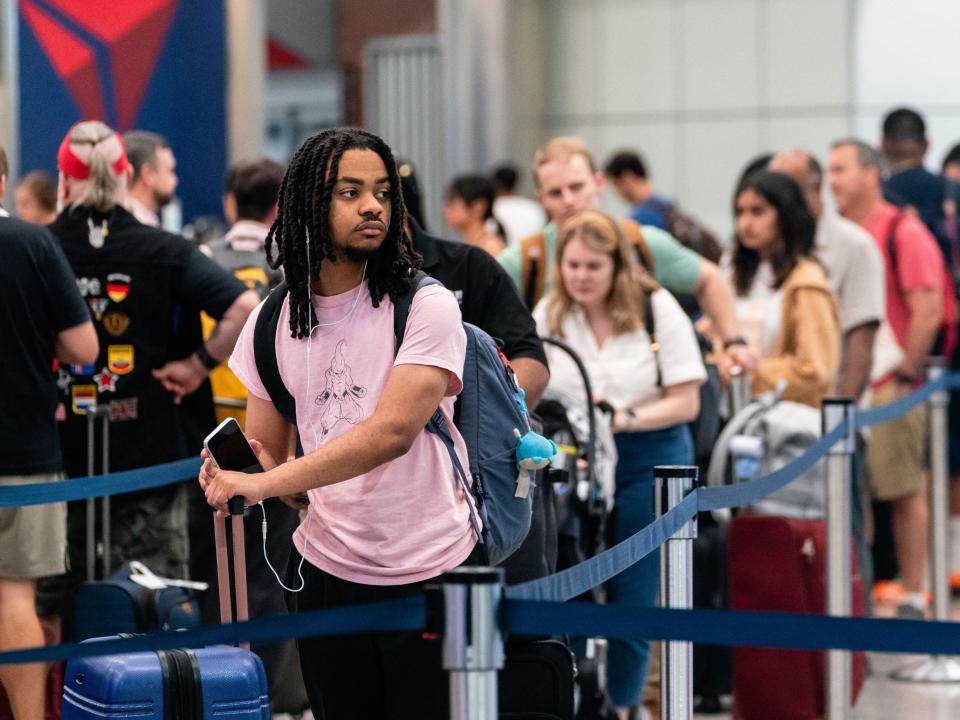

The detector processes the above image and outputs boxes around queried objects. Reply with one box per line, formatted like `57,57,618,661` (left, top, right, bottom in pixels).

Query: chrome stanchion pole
85,410,96,581
892,357,960,682
822,398,855,718
656,465,699,720
99,407,111,575
441,566,504,720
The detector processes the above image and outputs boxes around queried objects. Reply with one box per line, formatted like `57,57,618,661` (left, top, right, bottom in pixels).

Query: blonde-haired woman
534,210,705,718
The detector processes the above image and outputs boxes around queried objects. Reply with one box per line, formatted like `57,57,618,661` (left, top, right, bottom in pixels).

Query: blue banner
17,0,226,222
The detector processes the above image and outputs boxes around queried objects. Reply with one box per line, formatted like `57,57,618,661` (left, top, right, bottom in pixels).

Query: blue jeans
607,424,693,709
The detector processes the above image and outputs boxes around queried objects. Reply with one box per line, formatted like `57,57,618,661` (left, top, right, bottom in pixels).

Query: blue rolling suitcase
62,646,269,718
62,504,271,718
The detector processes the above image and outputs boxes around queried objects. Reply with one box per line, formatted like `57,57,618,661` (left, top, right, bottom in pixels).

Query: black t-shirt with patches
0,216,90,475
49,206,246,476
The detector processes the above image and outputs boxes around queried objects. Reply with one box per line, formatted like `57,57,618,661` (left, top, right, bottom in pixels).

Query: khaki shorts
866,382,928,501
0,473,67,579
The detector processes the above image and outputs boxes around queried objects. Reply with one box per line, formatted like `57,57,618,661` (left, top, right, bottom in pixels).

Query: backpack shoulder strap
253,280,297,424
642,288,662,387
392,271,443,350
617,219,656,277
519,233,548,309
886,210,907,296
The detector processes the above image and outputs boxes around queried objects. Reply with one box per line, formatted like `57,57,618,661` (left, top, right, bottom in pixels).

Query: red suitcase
728,515,867,720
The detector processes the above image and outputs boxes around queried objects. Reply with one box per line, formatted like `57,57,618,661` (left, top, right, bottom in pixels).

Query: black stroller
536,336,620,720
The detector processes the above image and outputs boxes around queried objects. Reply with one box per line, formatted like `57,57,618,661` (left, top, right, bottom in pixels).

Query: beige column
226,0,266,163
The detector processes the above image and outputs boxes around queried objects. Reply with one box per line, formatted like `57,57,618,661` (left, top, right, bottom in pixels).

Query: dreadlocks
265,128,420,339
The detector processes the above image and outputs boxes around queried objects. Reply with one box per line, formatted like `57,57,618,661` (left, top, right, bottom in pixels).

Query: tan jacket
753,258,841,407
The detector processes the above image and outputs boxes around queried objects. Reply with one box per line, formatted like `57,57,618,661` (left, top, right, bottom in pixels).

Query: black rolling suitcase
499,638,576,720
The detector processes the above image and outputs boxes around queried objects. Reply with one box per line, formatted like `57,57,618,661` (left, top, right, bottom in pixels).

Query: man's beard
344,245,379,262
153,190,174,209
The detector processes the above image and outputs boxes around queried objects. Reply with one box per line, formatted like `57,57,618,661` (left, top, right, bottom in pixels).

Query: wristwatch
723,337,748,350
194,345,220,371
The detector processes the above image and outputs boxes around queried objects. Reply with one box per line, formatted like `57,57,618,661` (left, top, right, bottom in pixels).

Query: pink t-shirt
863,203,957,352
229,282,478,585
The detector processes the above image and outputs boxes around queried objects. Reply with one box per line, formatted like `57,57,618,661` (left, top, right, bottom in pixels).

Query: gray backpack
707,385,825,519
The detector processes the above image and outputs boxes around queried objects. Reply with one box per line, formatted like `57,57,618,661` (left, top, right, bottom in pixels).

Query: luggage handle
213,498,250,650
85,406,111,581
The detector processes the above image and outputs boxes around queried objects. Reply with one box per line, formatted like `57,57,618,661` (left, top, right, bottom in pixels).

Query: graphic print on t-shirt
315,340,368,438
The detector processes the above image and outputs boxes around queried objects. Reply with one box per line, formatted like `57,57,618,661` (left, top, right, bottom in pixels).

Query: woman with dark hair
723,170,841,406
442,174,506,256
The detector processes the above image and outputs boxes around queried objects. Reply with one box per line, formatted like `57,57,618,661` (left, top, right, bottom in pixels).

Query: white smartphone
203,417,264,475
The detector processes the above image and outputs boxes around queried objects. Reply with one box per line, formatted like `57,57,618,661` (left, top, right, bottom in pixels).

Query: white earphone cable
259,230,367,592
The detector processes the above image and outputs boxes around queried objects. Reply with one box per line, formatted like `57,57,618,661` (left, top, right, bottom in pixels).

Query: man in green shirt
499,137,752,367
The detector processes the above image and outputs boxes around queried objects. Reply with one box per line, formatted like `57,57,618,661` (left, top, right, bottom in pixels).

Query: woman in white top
534,210,706,718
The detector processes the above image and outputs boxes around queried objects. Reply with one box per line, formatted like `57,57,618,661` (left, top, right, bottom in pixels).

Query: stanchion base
890,656,960,683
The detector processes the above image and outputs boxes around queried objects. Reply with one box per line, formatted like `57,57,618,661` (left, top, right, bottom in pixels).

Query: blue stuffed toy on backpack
514,427,558,499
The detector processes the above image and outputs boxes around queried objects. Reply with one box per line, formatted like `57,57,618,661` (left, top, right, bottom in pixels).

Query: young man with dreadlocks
199,128,480,718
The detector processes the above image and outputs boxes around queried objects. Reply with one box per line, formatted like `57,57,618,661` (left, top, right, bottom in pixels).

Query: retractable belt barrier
0,457,201,507
5,596,960,666
0,373,958,667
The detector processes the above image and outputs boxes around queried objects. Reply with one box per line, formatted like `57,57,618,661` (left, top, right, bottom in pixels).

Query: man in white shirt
491,163,546,247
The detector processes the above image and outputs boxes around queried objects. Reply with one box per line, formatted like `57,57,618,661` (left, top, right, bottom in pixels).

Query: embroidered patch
71,384,97,414
108,397,138,422
107,345,134,375
69,363,96,376
55,403,67,422
88,298,109,321
76,277,102,297
93,368,119,393
56,368,73,392
103,312,130,337
106,273,131,303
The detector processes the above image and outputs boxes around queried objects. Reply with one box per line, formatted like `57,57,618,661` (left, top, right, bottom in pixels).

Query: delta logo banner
17,0,226,222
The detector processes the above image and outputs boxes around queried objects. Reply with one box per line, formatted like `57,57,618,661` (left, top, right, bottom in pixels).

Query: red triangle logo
19,0,106,121
46,0,177,131
21,0,177,131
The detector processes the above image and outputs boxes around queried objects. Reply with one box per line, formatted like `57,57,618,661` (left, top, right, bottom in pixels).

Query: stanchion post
100,408,110,575
655,465,699,720
927,358,950,626
440,566,504,720
822,398,855,719
891,357,960,682
85,411,96,581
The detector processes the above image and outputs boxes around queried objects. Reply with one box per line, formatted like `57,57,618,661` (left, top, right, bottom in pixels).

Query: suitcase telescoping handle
85,406,111,581
214,497,250,650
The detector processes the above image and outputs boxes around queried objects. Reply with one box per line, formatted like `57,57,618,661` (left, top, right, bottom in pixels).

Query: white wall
514,0,855,239
852,0,960,170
